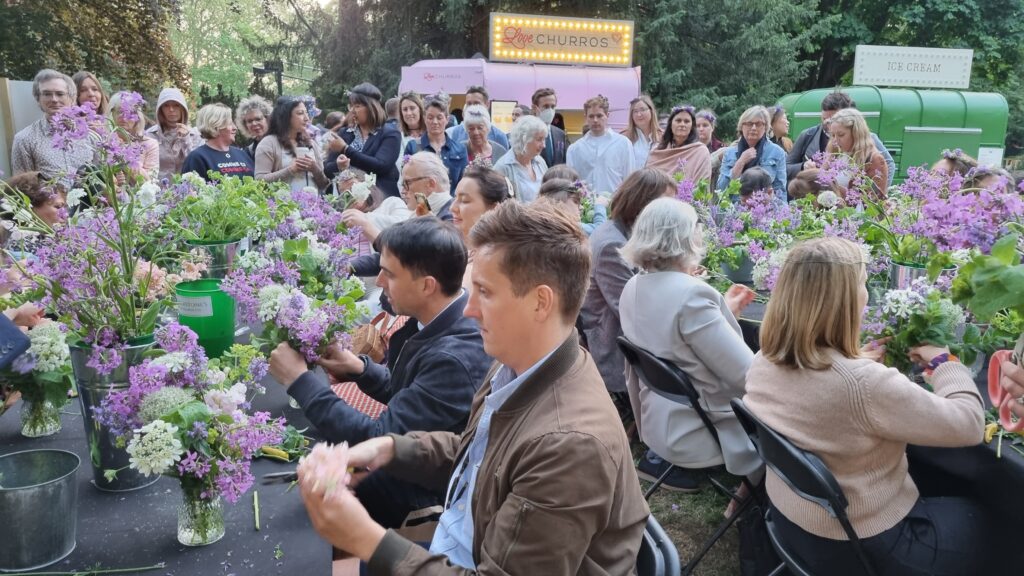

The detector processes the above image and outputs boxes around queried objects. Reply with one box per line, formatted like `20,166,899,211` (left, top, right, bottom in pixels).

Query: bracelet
924,353,959,376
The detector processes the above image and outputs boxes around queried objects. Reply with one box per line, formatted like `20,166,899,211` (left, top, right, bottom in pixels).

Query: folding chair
731,398,879,576
617,336,757,576
636,514,681,576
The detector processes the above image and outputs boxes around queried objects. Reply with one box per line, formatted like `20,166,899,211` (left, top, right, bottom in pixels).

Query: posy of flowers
95,322,284,504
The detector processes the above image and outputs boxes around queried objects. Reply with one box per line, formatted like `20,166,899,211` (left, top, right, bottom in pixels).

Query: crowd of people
4,67,1024,575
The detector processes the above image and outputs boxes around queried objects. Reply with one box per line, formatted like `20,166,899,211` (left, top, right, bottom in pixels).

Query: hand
175,123,190,137
345,436,396,488
908,344,950,368
738,147,757,165
317,342,365,380
724,284,756,317
3,302,43,328
999,359,1024,420
860,337,890,363
298,455,386,561
291,156,315,174
803,159,819,170
341,209,369,229
595,194,610,208
268,342,309,388
335,154,351,172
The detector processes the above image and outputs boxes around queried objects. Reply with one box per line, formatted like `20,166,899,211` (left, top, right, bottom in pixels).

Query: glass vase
20,398,62,438
177,484,225,546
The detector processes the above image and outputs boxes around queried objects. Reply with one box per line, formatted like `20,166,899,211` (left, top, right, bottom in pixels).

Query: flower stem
25,562,166,575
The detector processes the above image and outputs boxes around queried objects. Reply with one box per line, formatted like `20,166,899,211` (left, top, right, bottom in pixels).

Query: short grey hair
108,92,146,137
407,151,450,194
735,105,771,135
235,95,272,138
195,103,234,140
32,69,75,102
620,197,705,272
462,104,491,130
509,115,548,156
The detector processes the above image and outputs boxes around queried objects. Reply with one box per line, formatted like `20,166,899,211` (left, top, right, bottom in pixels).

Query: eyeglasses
401,176,430,190
41,91,69,100
742,121,767,129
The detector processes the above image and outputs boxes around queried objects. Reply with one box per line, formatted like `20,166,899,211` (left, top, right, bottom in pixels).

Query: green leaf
991,234,1020,266
163,401,211,433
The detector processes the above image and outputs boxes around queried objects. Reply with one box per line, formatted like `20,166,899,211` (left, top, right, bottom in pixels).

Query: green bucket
175,279,236,358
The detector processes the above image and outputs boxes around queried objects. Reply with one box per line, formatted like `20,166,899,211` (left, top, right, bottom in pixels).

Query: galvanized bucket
186,238,247,279
70,340,160,492
0,449,80,572
888,261,929,290
722,253,754,285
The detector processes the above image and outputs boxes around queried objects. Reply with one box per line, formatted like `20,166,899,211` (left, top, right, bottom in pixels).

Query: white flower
126,420,184,476
752,248,790,291
302,186,318,195
152,351,192,373
181,171,206,188
137,181,160,207
349,174,376,204
881,289,926,320
817,190,840,208
203,382,247,416
205,368,227,387
27,321,70,373
67,188,87,209
237,250,271,273
257,284,291,322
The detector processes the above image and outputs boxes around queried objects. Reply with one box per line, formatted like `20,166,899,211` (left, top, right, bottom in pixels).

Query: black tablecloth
738,307,1024,560
0,380,331,575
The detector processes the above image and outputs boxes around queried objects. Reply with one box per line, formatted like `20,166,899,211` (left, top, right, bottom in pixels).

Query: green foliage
166,175,279,242
0,0,188,94
952,234,1024,321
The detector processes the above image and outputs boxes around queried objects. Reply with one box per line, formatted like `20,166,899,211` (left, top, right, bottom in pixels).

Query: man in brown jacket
299,201,649,574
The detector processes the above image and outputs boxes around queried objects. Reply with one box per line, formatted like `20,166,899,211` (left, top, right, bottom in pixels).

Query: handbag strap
370,311,390,330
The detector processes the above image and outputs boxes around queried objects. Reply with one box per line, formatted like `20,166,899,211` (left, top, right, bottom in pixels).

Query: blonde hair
826,108,876,166
620,197,704,272
760,237,865,370
735,105,771,139
622,95,661,144
195,103,234,140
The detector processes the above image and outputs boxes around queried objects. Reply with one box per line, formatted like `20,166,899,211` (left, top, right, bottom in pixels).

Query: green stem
24,562,166,575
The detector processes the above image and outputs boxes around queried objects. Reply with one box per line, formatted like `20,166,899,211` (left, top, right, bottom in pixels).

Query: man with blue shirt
268,217,490,529
446,86,510,150
297,201,649,575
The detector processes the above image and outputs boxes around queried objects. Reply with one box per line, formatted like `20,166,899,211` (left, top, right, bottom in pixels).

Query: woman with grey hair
619,197,763,497
235,95,272,161
460,104,508,166
492,115,548,201
717,105,787,200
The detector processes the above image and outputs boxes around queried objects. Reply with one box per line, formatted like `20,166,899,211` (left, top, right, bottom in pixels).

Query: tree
0,0,188,94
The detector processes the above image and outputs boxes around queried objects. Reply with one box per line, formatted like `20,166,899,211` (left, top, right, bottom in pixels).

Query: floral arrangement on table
332,172,376,210
164,173,285,244
861,278,980,374
96,323,284,545
0,321,73,436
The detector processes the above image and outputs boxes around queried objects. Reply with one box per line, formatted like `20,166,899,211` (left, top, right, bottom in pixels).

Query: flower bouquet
862,279,980,375
332,172,376,211
165,173,283,244
0,321,73,437
96,323,284,545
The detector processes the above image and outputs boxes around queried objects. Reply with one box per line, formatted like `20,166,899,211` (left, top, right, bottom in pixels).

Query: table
738,307,1024,562
0,380,331,575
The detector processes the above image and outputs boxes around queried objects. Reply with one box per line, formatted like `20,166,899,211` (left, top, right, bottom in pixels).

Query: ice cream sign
489,12,635,68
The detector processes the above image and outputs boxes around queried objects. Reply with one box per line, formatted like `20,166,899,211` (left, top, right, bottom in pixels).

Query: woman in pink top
744,237,992,575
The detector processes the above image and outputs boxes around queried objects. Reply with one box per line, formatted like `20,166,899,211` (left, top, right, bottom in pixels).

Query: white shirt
630,130,654,168
566,131,635,195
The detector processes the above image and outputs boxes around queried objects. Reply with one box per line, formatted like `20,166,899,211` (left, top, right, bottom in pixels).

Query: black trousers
355,469,442,529
770,497,994,576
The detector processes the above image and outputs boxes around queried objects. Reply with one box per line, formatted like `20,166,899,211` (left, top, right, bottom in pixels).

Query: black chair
730,398,879,576
617,336,757,576
636,514,681,576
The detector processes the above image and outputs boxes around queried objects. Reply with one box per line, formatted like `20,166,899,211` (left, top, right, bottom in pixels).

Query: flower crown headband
695,110,716,124
941,148,965,160
571,179,592,198
671,105,696,115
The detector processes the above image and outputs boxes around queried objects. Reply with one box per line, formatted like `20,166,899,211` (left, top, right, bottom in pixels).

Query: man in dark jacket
269,217,491,528
532,87,568,167
296,201,649,575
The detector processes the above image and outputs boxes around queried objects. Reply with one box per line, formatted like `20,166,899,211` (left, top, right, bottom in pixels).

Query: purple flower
49,103,104,151
212,458,253,504
115,91,146,125
11,353,36,374
178,450,212,478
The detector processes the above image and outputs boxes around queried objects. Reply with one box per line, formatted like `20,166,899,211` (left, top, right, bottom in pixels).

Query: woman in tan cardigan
254,96,329,192
744,237,990,575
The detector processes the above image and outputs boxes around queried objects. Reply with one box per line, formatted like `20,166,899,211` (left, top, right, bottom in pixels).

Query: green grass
634,445,741,576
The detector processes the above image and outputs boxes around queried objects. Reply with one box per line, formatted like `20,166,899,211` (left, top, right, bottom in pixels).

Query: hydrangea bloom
126,420,184,476
26,321,70,373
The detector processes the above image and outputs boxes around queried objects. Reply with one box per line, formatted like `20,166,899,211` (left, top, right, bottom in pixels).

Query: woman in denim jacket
717,105,788,201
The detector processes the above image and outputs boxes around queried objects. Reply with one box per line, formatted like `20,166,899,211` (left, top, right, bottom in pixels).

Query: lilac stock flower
178,450,212,478
87,345,123,375
115,91,146,125
212,458,253,504
676,178,697,204
49,103,104,151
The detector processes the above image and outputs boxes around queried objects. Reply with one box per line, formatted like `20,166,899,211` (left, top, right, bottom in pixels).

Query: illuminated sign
489,13,634,68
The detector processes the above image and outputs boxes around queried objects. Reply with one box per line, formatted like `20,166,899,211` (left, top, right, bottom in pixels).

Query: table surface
0,379,331,576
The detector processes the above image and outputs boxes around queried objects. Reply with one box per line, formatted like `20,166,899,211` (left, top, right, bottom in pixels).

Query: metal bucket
186,238,247,279
0,449,80,572
70,340,160,492
722,253,754,285
888,261,929,290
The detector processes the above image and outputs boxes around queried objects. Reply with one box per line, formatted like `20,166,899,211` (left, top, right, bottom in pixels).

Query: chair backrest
636,515,680,576
617,336,721,447
732,398,878,576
